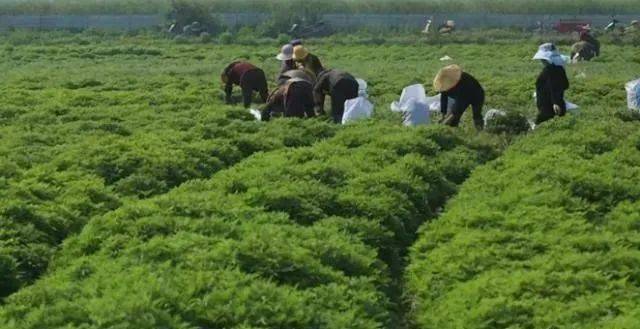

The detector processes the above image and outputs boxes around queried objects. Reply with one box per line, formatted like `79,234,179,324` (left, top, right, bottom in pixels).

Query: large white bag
343,96,373,124
626,79,640,111
391,84,427,112
400,98,430,126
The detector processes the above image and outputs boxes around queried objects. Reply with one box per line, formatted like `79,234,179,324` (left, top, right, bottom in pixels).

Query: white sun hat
533,43,566,66
276,44,293,61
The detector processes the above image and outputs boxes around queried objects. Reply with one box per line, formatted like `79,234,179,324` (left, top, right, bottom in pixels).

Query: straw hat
276,44,293,61
433,64,462,92
292,45,309,61
631,20,640,26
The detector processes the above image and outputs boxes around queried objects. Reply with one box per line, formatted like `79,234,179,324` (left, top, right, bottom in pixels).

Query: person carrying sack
221,61,268,108
292,46,325,77
313,69,359,124
532,43,570,125
433,64,485,130
260,75,315,121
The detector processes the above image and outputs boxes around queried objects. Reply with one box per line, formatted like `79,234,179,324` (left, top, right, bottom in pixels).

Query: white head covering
276,44,293,61
533,43,566,66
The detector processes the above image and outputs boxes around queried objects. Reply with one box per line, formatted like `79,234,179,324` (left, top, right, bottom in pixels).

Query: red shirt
225,62,257,85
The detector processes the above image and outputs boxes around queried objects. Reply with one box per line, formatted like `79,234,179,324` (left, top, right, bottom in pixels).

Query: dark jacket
440,72,485,115
571,41,597,61
280,60,296,75
278,69,315,87
297,53,324,77
313,69,357,109
536,64,569,110
261,79,315,121
580,33,600,56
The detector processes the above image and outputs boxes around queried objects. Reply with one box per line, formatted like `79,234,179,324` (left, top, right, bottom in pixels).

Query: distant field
0,0,639,15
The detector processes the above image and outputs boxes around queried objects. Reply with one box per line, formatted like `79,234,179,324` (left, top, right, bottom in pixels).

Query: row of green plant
407,112,640,328
0,36,343,299
0,120,501,328
1,0,639,15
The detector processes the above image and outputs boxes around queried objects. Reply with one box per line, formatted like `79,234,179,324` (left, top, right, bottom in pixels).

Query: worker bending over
571,30,600,61
292,46,325,77
313,69,359,123
261,70,315,121
433,64,485,130
221,61,268,108
533,43,570,124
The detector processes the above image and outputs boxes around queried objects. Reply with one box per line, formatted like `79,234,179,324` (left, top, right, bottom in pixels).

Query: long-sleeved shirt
223,61,257,87
580,33,600,56
277,69,315,87
440,72,485,115
313,70,356,107
222,61,267,103
296,53,324,77
261,79,315,121
536,64,569,108
280,60,296,74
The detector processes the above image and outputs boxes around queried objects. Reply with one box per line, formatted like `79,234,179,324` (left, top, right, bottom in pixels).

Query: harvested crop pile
407,113,640,328
0,122,499,328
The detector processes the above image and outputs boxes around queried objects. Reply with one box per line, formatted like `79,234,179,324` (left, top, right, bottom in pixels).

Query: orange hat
292,45,309,61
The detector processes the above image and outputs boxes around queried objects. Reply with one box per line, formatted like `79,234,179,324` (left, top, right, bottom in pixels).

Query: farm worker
221,61,269,108
433,64,485,130
579,30,600,56
571,41,597,62
260,72,315,121
313,69,359,123
438,20,456,34
533,43,570,124
292,45,325,77
277,68,316,87
276,44,296,74
626,20,640,34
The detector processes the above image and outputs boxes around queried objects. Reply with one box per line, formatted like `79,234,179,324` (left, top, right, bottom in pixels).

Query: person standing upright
533,43,570,125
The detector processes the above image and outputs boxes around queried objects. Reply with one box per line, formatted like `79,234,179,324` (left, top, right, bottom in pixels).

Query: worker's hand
553,104,562,115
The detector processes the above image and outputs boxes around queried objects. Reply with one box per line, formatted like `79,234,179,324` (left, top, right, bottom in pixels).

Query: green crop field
1,30,640,328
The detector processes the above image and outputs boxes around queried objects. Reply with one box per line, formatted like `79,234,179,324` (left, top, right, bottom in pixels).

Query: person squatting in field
433,64,485,130
533,43,570,125
260,69,316,121
221,61,269,108
571,29,600,61
292,45,325,77
313,69,360,123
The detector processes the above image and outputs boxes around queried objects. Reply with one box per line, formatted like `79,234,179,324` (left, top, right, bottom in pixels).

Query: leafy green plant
407,114,640,328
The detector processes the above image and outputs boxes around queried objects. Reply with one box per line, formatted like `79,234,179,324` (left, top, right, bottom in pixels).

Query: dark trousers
240,69,269,108
536,92,566,125
330,78,359,123
443,95,485,129
285,82,315,118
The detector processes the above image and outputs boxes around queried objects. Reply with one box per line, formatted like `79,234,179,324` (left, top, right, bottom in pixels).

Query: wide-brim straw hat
276,44,293,61
292,45,309,61
433,64,462,92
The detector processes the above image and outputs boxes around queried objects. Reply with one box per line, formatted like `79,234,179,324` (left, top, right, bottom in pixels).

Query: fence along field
1,0,639,14
1,30,640,327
